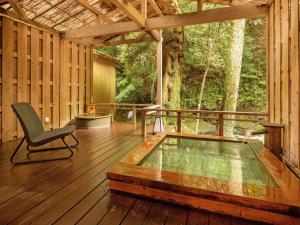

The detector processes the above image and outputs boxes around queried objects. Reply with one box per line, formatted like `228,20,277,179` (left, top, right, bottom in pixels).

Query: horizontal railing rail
140,108,268,138
90,103,160,124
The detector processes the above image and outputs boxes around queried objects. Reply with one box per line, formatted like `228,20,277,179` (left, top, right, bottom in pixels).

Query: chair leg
11,137,75,165
71,134,79,147
10,137,26,164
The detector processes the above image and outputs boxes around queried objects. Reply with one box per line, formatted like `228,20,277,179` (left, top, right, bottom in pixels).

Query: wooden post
177,111,182,133
111,104,116,122
218,113,224,136
197,0,203,11
132,106,137,124
156,32,163,106
141,110,147,138
263,123,284,160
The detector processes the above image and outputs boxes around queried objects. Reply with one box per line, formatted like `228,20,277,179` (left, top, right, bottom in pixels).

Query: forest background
98,0,267,136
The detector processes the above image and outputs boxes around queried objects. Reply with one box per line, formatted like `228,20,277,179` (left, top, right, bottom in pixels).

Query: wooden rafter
108,0,160,41
148,0,163,16
75,0,112,23
109,0,145,27
93,35,153,46
8,0,28,21
64,4,268,39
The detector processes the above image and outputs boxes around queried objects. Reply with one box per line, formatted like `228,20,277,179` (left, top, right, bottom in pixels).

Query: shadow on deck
0,123,268,225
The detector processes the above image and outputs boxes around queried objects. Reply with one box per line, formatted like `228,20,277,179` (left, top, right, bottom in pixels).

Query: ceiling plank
64,4,268,39
109,0,145,27
148,0,163,16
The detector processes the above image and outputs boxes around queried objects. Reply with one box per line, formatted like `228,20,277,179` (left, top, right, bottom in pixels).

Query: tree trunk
162,28,184,109
195,26,213,133
223,19,246,136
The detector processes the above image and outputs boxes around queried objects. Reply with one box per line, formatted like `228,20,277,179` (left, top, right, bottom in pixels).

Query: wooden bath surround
107,133,300,225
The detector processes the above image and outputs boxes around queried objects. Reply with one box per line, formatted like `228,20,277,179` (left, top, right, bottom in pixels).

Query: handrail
141,108,268,116
88,103,160,124
140,107,268,138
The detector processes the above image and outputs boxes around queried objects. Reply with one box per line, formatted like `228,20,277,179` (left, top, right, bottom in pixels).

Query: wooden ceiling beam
148,0,163,16
75,0,99,15
109,0,160,41
64,4,268,39
109,0,145,27
148,29,161,41
93,36,153,47
75,0,112,23
204,0,268,6
8,0,28,21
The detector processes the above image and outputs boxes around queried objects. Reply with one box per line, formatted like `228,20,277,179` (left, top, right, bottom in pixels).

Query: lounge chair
10,103,79,164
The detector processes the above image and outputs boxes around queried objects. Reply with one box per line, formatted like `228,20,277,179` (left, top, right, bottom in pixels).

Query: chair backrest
11,103,44,142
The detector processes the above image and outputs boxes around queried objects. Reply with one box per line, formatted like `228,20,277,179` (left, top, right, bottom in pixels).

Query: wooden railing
89,103,160,124
140,108,268,138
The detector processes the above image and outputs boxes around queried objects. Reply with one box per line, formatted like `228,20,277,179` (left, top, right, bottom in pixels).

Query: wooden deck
0,123,269,225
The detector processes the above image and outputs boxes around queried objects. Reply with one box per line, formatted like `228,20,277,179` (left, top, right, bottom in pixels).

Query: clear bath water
139,137,277,187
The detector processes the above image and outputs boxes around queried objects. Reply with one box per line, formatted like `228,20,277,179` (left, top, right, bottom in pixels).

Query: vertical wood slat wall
0,16,92,142
92,53,116,105
268,0,300,168
59,40,92,126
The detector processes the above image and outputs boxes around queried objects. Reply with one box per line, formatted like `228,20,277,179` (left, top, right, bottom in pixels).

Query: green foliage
97,1,267,112
99,42,156,103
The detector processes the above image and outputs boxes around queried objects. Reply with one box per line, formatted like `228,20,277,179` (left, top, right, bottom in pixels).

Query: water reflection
139,137,277,188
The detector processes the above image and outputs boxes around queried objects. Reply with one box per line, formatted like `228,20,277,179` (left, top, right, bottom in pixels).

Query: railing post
141,110,147,138
218,113,224,136
132,106,137,124
177,111,182,133
111,104,116,123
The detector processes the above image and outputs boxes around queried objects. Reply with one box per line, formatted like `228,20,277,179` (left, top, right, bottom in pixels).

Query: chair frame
10,134,79,165
10,102,79,165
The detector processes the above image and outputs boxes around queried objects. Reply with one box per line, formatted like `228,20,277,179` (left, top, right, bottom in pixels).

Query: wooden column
197,0,203,11
263,123,284,160
218,113,224,136
156,32,163,106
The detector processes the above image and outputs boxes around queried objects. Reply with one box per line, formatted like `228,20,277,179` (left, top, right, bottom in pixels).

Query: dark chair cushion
30,125,76,146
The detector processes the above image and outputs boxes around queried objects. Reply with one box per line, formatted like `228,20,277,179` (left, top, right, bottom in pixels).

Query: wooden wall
268,0,300,169
59,40,92,126
92,52,116,104
0,16,92,142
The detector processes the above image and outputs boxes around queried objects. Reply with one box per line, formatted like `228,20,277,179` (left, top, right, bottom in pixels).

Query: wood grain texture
92,53,116,105
2,17,14,142
267,0,300,170
1,16,94,141
0,123,267,225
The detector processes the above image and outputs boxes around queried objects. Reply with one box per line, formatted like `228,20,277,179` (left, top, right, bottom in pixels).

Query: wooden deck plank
142,202,170,225
77,192,124,225
6,133,141,224
120,199,152,225
165,205,189,225
0,126,128,205
0,123,270,225
187,209,209,225
209,213,232,225
97,194,136,225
